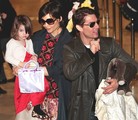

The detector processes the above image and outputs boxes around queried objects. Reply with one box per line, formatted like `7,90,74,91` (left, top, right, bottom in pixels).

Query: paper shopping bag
18,60,44,93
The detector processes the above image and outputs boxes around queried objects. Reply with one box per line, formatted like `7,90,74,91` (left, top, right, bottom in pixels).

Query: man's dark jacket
63,36,138,120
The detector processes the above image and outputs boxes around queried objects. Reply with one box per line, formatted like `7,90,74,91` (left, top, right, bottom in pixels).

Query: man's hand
90,38,100,54
102,78,119,94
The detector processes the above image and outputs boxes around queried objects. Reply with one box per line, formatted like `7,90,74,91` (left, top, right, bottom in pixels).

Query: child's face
17,24,29,40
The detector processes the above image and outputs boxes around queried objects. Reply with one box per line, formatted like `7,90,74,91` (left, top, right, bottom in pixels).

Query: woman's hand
41,66,49,76
12,66,21,76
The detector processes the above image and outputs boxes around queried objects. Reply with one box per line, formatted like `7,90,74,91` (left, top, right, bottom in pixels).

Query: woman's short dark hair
38,0,64,27
11,15,32,40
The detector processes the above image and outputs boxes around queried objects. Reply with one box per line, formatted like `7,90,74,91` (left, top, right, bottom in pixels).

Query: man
63,7,138,120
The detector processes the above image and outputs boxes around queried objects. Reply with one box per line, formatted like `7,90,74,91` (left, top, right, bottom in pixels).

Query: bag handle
23,60,39,70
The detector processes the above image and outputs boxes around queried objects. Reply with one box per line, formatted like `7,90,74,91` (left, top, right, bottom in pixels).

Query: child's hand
30,55,37,61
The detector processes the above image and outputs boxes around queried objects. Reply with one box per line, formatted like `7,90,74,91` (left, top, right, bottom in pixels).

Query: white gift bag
18,60,44,93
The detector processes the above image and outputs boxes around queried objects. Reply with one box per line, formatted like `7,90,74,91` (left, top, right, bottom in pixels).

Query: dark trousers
0,47,7,84
90,112,98,120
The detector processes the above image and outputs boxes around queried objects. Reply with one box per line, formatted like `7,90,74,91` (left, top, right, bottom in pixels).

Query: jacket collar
73,37,87,53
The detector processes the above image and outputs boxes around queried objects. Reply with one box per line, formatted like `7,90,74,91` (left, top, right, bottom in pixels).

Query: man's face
79,14,99,40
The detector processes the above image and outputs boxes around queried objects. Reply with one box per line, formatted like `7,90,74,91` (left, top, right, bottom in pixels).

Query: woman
31,1,72,120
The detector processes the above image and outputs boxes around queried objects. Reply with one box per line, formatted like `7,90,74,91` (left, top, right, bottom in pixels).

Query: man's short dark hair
72,7,99,36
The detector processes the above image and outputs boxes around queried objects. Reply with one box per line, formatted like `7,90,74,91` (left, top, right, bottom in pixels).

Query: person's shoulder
100,36,114,41
64,36,79,49
100,36,120,50
60,28,73,43
31,29,46,39
26,39,33,43
100,36,115,44
65,35,76,42
6,38,19,48
7,38,16,45
62,29,72,38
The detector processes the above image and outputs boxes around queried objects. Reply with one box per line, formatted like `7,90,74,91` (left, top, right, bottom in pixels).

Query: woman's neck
51,27,62,37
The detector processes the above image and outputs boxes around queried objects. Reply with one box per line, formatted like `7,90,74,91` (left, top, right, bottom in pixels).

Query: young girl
5,15,49,120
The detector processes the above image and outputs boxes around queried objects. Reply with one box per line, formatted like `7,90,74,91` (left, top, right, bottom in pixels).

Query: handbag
18,60,44,93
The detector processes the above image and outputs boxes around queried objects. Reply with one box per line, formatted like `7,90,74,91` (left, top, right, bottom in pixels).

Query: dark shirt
85,47,99,112
85,47,99,89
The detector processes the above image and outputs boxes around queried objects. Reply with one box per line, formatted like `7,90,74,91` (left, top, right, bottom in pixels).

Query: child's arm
5,39,26,67
18,61,26,68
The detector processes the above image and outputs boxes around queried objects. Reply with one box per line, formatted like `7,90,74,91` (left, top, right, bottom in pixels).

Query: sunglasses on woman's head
83,20,100,28
40,18,56,25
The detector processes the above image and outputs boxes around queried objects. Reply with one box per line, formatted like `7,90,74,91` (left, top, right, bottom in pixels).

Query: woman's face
41,14,61,36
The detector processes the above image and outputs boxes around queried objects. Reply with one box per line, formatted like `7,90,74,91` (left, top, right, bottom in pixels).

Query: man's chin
94,36,99,41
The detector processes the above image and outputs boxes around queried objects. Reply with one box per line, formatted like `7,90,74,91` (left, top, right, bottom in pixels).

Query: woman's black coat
31,28,72,120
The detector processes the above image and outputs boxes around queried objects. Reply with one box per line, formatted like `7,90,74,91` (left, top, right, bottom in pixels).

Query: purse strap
23,60,39,70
